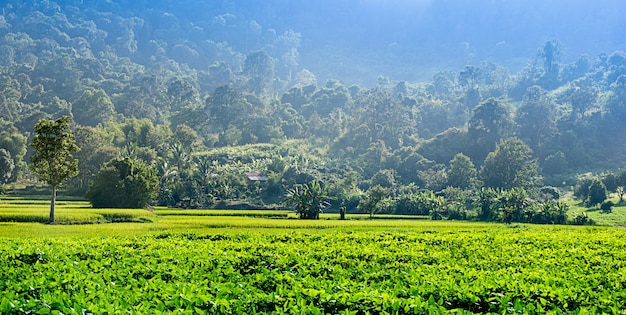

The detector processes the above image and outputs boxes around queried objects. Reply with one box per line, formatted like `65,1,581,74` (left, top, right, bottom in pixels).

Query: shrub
394,192,426,215
585,179,607,208
430,208,443,220
601,200,614,213
573,212,594,225
475,187,499,221
444,203,471,220
87,158,158,208
574,177,594,199
539,186,560,200
528,200,568,224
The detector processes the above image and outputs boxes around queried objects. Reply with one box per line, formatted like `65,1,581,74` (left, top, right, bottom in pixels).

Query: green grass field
565,195,626,226
2,196,626,313
0,197,155,226
0,196,433,238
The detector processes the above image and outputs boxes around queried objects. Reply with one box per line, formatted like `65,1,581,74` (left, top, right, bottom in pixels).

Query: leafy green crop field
2,225,626,314
2,198,626,313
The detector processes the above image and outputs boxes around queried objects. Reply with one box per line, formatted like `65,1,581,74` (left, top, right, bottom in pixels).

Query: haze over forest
268,0,626,84
4,0,624,85
1,0,626,212
69,0,626,85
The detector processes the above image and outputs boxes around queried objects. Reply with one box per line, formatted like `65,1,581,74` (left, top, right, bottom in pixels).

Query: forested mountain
1,0,625,216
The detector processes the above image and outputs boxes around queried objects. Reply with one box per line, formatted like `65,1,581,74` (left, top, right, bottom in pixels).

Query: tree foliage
72,89,116,127
0,129,27,183
474,187,567,224
516,85,556,156
480,138,540,190
585,179,607,208
0,149,15,186
29,116,80,223
447,153,477,189
87,157,158,208
357,185,391,218
467,98,514,162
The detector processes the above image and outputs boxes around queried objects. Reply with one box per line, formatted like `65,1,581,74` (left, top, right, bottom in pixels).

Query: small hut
245,172,268,182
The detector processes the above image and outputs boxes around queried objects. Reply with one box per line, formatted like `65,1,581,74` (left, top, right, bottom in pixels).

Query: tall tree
29,116,80,223
70,126,118,195
0,148,14,186
0,128,27,183
244,50,275,96
351,88,416,150
515,85,556,156
447,153,478,189
585,179,607,208
167,78,203,129
467,98,514,163
358,185,391,219
458,65,482,109
539,40,560,76
480,138,540,190
536,40,561,89
206,85,253,133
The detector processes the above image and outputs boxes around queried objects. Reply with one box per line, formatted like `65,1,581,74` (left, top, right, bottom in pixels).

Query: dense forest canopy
1,0,625,217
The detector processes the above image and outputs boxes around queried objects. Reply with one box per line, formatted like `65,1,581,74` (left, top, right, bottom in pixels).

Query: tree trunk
49,185,56,223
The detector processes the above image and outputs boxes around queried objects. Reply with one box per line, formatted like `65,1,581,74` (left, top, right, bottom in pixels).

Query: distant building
245,172,268,181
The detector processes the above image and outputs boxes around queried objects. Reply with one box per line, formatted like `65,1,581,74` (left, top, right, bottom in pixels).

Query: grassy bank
565,196,626,225
1,195,625,239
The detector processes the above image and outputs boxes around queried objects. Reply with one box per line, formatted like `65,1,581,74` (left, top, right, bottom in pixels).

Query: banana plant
285,180,330,219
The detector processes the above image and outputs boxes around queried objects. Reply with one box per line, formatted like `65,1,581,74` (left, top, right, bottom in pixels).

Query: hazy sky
275,0,626,52
241,0,626,82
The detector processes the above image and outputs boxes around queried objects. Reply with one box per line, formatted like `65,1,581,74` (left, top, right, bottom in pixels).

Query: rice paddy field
1,196,626,314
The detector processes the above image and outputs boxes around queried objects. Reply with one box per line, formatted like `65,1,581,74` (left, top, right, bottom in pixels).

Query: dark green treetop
480,137,540,190
447,153,478,189
87,157,158,209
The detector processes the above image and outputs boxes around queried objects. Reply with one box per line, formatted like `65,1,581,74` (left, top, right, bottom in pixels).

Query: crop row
1,226,626,314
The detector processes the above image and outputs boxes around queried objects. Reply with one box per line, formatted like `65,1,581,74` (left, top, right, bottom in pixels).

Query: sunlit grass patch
0,198,155,224
155,209,290,219
0,194,87,202
0,199,85,210
154,209,430,221
565,197,626,226
322,213,430,220
0,221,161,238
0,208,155,224
151,214,497,231
1,195,624,240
